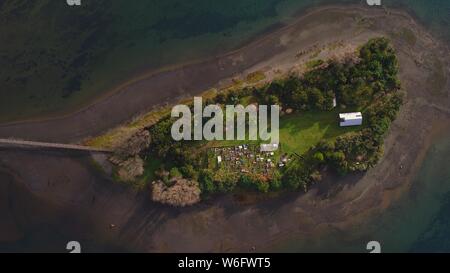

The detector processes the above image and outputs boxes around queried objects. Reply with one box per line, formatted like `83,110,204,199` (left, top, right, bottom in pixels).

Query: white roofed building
339,112,362,127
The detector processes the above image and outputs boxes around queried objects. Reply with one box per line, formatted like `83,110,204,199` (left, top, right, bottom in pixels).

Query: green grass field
138,108,363,183
204,108,361,155
279,110,360,155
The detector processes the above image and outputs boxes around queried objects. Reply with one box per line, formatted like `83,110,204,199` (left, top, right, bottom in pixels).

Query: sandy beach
0,4,449,252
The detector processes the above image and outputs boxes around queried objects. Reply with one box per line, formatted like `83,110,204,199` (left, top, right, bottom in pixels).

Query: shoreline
0,4,446,143
0,3,341,126
260,120,450,252
0,4,449,252
0,2,361,126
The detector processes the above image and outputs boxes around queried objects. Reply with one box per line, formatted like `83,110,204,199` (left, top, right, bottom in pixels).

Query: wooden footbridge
0,138,112,153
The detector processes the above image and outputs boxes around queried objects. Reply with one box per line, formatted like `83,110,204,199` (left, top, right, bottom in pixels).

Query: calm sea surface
0,0,449,252
268,129,450,252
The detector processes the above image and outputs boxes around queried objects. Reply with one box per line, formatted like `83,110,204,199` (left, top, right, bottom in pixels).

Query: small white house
217,156,222,164
339,112,363,127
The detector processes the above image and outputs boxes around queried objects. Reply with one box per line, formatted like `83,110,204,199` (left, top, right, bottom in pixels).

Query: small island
91,37,403,207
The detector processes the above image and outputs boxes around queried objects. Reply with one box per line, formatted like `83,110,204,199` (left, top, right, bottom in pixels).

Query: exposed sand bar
0,4,446,143
0,5,449,252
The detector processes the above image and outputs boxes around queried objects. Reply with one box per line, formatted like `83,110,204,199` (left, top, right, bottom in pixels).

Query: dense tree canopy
144,37,403,195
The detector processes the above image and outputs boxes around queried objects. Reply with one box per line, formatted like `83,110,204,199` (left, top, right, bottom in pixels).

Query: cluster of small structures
208,144,291,176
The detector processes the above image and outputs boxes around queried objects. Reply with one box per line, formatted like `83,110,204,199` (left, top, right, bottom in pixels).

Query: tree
169,167,182,179
257,181,270,193
150,118,181,158
267,81,284,97
180,164,198,180
282,163,309,190
216,92,227,104
372,116,391,137
199,169,215,194
269,172,283,191
267,94,280,106
283,172,301,189
282,76,301,103
227,92,240,105
291,88,308,109
239,174,254,189
326,151,347,174
313,152,325,163
308,87,325,109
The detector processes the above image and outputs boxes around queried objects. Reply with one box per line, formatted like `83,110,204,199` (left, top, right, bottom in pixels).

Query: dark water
385,0,450,41
411,193,450,252
0,0,449,252
4,133,450,253
1,0,449,120
0,170,128,253
404,132,450,252
362,130,450,252
361,129,450,253
267,129,450,253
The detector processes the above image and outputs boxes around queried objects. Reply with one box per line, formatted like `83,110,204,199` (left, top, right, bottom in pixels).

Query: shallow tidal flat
0,5,449,252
